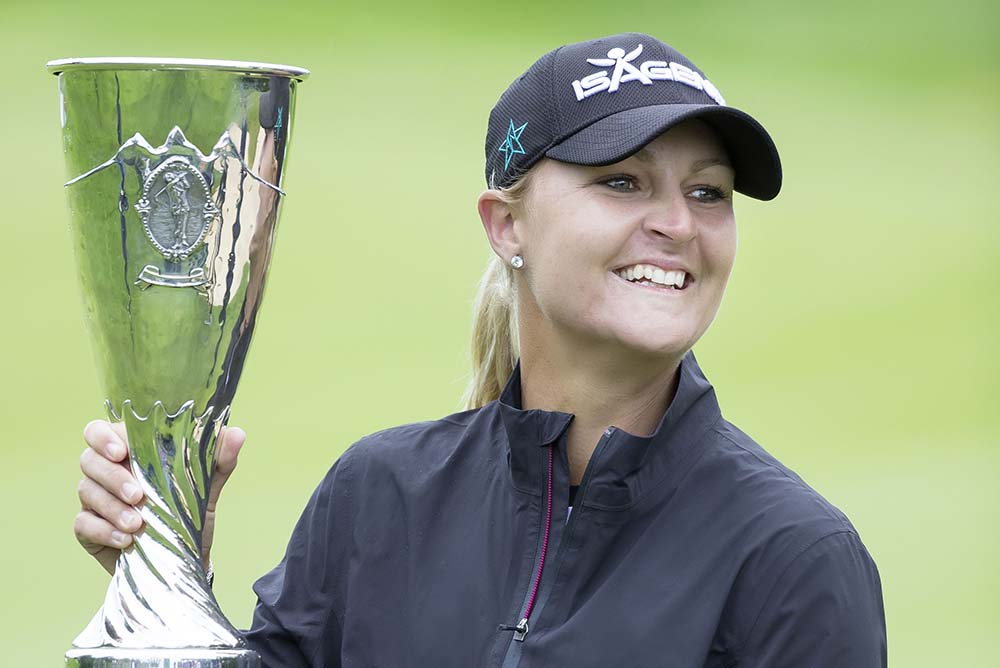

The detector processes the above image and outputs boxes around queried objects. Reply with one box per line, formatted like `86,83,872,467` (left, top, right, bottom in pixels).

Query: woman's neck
518,334,683,485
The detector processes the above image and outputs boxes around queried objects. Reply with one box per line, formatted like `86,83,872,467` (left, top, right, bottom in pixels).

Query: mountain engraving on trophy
65,126,284,291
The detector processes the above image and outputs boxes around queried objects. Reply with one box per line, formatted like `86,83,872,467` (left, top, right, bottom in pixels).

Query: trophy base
65,648,260,668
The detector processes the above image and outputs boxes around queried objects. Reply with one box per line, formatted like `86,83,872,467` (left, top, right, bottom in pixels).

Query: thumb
207,426,245,512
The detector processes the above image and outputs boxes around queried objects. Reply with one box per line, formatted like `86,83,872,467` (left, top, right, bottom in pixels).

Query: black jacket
247,351,887,667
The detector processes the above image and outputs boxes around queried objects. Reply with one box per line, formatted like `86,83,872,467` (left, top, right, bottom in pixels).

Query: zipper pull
497,617,530,642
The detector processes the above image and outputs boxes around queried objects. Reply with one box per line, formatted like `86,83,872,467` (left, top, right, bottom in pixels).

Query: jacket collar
497,350,722,510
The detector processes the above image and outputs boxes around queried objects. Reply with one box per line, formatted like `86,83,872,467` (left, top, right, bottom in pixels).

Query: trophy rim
46,56,310,79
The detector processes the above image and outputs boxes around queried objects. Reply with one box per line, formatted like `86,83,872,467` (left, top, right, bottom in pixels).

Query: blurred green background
1,0,997,664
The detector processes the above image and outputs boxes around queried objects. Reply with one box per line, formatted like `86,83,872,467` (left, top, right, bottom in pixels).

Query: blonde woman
74,33,887,667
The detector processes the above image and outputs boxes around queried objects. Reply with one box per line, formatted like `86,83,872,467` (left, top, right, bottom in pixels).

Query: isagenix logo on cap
571,44,725,105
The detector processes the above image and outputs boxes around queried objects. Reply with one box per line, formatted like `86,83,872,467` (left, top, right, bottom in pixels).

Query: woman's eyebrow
629,151,733,172
631,147,654,163
690,157,733,172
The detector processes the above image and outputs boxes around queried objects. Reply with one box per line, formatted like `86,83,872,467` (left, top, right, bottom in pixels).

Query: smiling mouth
612,267,693,292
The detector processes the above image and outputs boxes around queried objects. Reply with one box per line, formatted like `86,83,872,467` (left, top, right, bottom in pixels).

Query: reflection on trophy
48,57,308,668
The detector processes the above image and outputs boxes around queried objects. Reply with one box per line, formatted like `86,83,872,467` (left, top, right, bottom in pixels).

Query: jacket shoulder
337,402,502,481
705,419,883,649
709,418,858,541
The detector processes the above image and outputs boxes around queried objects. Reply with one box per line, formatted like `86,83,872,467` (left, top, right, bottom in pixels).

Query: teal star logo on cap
498,119,527,170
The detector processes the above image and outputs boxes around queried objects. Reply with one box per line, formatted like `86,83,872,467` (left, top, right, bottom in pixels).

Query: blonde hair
462,175,532,410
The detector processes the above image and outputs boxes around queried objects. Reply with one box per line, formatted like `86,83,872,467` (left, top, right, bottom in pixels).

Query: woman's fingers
208,426,245,510
109,420,129,447
217,426,245,475
198,426,246,568
78,477,143,533
74,509,133,550
80,446,143,506
73,509,130,575
78,419,137,576
83,419,129,463
77,419,244,574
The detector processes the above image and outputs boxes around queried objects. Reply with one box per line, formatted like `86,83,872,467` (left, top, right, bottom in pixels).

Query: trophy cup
48,57,308,667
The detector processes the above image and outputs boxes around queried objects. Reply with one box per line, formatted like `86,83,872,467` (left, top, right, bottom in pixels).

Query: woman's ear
477,190,521,262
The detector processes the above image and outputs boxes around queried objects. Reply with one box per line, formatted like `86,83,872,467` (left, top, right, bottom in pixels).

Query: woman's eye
689,187,727,203
600,175,639,192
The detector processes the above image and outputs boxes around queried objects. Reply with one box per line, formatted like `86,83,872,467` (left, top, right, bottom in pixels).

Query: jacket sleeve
737,530,887,668
244,455,354,668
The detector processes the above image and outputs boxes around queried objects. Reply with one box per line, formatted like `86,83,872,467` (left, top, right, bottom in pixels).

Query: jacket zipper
497,427,616,667
499,444,554,642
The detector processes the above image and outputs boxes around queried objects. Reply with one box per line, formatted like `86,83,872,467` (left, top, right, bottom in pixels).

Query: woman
74,33,887,667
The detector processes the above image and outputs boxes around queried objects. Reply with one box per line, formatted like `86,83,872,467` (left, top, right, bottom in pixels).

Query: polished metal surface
48,57,309,79
51,58,306,665
66,648,259,668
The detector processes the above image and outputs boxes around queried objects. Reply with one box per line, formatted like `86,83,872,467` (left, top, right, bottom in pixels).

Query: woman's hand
75,419,246,575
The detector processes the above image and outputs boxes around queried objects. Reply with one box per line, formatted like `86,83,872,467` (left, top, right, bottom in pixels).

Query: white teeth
616,264,690,289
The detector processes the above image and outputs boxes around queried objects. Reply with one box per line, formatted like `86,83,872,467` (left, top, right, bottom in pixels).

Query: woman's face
511,119,737,361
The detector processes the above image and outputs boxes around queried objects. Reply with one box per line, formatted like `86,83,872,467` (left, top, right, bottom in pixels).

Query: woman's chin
541,315,699,362
611,331,695,361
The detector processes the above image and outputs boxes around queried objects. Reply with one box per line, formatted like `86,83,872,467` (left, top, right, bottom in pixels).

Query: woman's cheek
708,221,739,282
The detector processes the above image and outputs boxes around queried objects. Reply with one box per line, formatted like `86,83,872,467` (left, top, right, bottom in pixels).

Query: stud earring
510,255,524,269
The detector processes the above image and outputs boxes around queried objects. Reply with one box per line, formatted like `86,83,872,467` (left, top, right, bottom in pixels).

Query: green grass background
1,0,997,664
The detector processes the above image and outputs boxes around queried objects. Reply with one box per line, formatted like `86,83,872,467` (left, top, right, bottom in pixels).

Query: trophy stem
73,400,244,650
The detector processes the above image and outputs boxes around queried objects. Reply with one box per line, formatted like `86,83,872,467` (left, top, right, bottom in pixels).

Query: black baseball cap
485,32,782,200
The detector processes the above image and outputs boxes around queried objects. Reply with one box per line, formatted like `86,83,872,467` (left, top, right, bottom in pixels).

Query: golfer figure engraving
161,166,193,247
135,156,219,261
49,57,308,668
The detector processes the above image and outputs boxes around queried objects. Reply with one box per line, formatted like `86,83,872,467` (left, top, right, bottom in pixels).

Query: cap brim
544,104,782,201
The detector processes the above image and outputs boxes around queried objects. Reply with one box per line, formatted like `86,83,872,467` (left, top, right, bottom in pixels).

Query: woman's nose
642,196,697,244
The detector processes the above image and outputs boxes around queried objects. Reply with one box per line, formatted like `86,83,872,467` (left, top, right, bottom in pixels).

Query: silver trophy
48,57,308,667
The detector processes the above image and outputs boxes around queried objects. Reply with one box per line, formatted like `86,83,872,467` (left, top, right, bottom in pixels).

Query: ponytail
462,256,520,410
462,175,532,409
